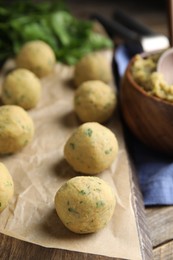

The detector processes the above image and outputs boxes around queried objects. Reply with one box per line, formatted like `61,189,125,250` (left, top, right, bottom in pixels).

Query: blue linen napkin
114,45,173,206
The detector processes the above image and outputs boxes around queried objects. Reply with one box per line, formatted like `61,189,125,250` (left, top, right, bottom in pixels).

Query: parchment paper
0,51,142,259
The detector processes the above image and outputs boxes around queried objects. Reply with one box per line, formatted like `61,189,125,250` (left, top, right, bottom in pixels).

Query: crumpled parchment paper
0,51,142,259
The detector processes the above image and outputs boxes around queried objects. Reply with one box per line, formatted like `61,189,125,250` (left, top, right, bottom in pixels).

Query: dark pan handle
113,9,155,36
90,13,139,41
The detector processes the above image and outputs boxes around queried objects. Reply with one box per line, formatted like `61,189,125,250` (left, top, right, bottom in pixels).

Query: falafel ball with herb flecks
0,163,14,213
16,40,56,78
64,122,118,174
54,176,116,234
74,80,117,123
1,68,41,110
0,105,34,154
74,52,112,87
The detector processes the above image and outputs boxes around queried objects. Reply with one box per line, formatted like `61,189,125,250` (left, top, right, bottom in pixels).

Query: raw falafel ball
1,68,41,110
54,176,116,234
0,105,34,154
16,40,56,78
74,80,117,123
64,122,118,174
74,53,112,87
0,163,14,213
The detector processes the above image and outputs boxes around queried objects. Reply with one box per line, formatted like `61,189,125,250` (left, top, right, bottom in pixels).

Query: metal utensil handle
114,9,155,36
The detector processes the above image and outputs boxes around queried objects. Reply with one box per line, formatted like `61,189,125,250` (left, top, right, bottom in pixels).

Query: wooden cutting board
0,159,153,260
0,54,153,260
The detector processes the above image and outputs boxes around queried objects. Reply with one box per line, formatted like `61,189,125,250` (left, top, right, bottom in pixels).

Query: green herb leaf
96,200,105,208
85,128,93,137
0,1,113,66
68,207,79,214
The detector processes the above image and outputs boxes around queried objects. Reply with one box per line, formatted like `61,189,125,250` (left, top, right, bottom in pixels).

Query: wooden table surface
0,1,172,259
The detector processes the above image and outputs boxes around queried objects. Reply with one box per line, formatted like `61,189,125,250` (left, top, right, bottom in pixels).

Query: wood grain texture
120,57,173,155
0,232,117,260
146,207,173,247
128,159,153,260
153,240,173,260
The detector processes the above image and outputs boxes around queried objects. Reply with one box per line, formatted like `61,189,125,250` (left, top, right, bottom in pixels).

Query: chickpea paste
130,52,173,102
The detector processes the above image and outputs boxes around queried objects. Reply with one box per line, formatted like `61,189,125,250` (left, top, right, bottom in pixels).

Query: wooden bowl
120,54,173,155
